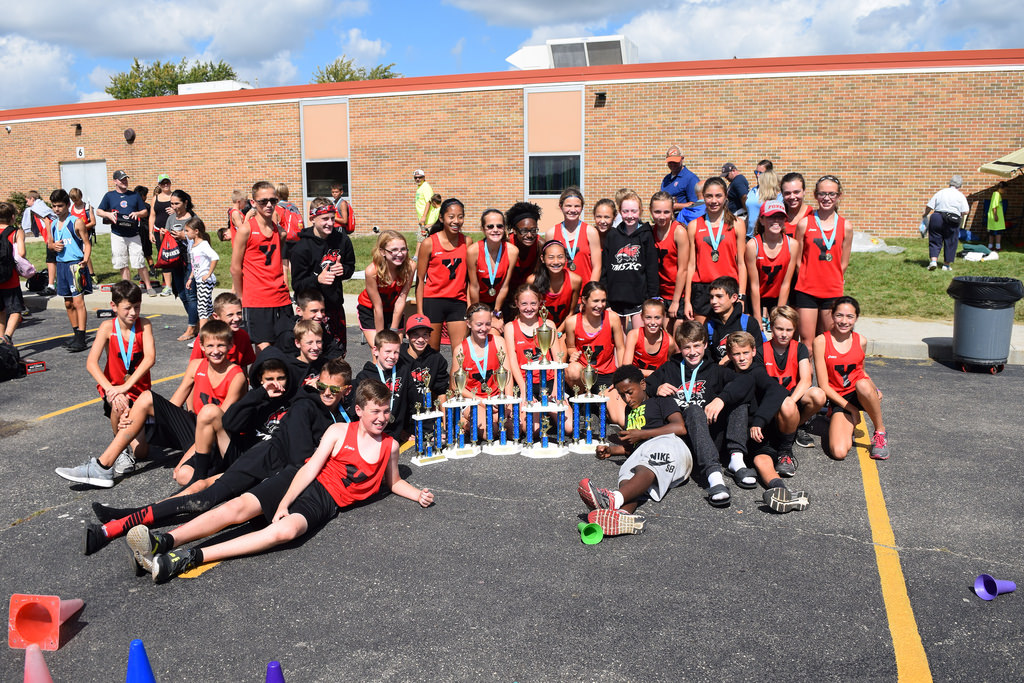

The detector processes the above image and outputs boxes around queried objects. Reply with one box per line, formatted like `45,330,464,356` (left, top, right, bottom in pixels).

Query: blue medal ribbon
376,363,396,412
706,218,725,252
561,222,580,264
484,242,503,289
468,337,490,385
814,211,838,253
680,361,702,405
115,321,136,373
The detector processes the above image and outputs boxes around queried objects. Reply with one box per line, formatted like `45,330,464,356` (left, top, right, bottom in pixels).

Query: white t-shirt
927,187,969,215
190,240,219,279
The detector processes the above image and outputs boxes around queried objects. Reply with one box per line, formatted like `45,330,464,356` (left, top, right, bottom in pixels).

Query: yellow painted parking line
16,314,162,347
35,372,185,421
856,414,932,682
179,562,221,578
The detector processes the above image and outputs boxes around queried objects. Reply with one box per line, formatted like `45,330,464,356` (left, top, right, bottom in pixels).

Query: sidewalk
23,285,1024,365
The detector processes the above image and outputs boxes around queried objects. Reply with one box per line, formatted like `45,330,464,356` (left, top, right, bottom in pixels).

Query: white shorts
111,233,145,270
617,434,692,502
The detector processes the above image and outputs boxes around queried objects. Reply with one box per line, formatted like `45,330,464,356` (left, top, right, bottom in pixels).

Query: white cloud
78,90,115,103
235,51,298,88
87,65,115,90
451,37,466,58
444,0,638,26
342,28,388,66
0,36,75,108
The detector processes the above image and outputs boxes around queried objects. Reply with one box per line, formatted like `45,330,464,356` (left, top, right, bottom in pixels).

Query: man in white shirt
414,169,434,237
922,175,969,271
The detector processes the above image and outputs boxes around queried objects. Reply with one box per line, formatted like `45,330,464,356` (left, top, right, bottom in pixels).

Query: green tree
105,58,240,99
312,55,400,83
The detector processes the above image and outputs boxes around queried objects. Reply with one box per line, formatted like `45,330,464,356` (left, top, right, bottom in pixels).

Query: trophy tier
521,361,569,371
411,410,445,421
568,395,609,404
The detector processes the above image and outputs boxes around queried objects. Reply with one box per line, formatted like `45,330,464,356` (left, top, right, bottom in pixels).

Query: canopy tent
979,147,1024,177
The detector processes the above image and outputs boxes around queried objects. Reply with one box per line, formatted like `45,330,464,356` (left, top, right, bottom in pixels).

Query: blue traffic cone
266,660,286,682
125,639,157,683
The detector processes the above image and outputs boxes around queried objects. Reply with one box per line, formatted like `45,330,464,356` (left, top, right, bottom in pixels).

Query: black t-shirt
625,395,680,431
773,343,809,373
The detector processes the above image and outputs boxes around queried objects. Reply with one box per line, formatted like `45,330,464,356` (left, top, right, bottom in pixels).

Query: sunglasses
516,228,538,236
485,223,505,230
316,381,344,395
254,198,280,207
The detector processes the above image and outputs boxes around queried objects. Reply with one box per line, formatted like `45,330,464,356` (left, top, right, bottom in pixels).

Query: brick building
1,49,1021,237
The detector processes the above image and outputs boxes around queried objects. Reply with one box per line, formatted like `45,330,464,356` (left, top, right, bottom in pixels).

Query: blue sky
1,0,1020,110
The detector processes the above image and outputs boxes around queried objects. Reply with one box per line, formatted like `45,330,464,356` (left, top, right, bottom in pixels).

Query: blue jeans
170,264,198,326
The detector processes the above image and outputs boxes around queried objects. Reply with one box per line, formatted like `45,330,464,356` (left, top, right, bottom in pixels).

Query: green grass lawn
24,233,1021,321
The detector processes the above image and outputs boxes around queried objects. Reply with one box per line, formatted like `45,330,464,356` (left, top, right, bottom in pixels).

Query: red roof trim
3,48,1023,121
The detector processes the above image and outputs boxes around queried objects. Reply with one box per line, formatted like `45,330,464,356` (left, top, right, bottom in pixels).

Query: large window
305,160,349,198
528,155,580,196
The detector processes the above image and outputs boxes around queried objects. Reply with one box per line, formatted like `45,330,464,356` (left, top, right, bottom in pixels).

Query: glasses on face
485,223,505,230
517,228,538,236
254,198,280,207
816,192,839,199
414,176,424,180
316,381,343,395
384,247,408,256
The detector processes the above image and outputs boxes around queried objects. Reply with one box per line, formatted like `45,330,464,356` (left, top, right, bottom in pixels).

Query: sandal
706,483,732,507
729,467,758,489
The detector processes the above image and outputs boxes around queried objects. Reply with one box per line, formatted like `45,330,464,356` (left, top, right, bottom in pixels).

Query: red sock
102,506,155,540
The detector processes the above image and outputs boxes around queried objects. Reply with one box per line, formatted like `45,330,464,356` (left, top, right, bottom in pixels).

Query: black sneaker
795,427,815,449
776,452,797,477
92,501,127,523
763,487,809,513
152,548,199,583
83,522,110,555
67,336,87,353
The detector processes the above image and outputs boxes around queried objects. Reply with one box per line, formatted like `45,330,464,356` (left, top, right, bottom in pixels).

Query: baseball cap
405,314,432,334
665,145,683,163
413,169,426,178
157,174,171,184
720,162,738,175
112,170,130,181
759,199,786,218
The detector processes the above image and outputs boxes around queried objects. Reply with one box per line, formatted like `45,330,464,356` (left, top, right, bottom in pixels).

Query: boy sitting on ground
189,292,255,373
286,319,327,389
128,379,433,583
353,329,411,440
762,305,826,451
85,280,156,477
577,365,691,536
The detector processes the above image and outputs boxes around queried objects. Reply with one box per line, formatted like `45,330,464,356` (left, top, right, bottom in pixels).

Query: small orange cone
8,594,85,651
23,644,54,683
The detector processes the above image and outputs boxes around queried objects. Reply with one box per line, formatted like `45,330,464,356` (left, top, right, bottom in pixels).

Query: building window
528,155,580,196
305,160,349,198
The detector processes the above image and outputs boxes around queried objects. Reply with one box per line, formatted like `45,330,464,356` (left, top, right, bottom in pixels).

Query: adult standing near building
96,170,153,293
414,169,437,238
921,175,969,272
660,145,700,213
150,175,175,295
721,162,750,218
744,160,780,238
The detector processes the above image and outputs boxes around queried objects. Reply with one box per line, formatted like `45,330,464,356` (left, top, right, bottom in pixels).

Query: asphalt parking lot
1,308,1021,682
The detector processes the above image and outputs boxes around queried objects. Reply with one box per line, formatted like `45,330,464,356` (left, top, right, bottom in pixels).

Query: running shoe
113,447,136,476
146,288,157,297
927,261,937,271
776,452,798,477
152,548,200,583
587,508,646,536
577,478,615,511
870,431,890,460
159,286,173,297
54,458,114,488
127,525,171,575
83,522,110,555
941,265,952,272
795,426,815,449
763,487,809,513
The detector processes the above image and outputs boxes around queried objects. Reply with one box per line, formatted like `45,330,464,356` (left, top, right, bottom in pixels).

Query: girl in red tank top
453,304,513,436
505,202,542,317
468,209,518,335
527,240,581,332
503,284,564,391
651,191,688,320
544,188,602,284
415,198,473,353
685,177,746,323
794,175,854,352
357,230,414,347
781,173,811,239
566,282,624,394
623,299,676,375
763,305,826,429
745,199,797,324
812,296,889,461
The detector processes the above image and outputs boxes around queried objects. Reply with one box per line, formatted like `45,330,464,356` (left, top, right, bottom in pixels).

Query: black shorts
828,390,863,414
251,466,300,520
760,297,779,315
422,297,466,324
596,372,616,390
245,304,295,344
0,286,25,314
689,282,712,318
149,392,196,451
287,479,339,528
790,289,836,311
140,231,153,261
357,303,395,332
45,247,57,264
608,301,642,318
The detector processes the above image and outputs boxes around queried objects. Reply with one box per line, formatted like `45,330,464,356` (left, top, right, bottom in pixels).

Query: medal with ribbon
376,363,397,422
815,211,838,262
562,223,580,271
707,218,724,262
484,241,503,297
468,337,490,389
116,321,136,374
679,361,702,405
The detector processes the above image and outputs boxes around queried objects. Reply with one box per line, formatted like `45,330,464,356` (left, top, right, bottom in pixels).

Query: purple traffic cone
974,574,1017,601
266,660,286,682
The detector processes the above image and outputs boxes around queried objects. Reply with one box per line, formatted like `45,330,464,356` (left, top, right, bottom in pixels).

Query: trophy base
411,410,444,421
481,442,521,456
568,440,608,456
523,402,567,414
446,445,481,459
410,452,448,467
521,444,568,459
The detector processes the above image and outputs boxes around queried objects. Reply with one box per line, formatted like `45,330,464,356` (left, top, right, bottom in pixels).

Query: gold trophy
419,367,432,408
581,348,597,397
536,307,553,365
452,351,469,396
494,349,509,396
414,401,422,415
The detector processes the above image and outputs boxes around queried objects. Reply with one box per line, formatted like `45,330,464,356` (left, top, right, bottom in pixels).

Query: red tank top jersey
543,274,574,326
241,219,291,308
693,217,739,284
227,208,244,240
191,360,243,413
797,212,847,298
2,227,19,289
763,340,799,392
317,425,394,508
553,221,594,283
574,310,616,374
511,319,554,382
459,338,500,397
357,276,404,311
98,322,151,401
632,329,670,371
424,233,468,301
754,235,791,299
823,332,867,395
191,328,256,367
37,215,51,244
654,222,682,299
69,204,90,226
784,206,809,239
474,242,510,305
507,240,538,296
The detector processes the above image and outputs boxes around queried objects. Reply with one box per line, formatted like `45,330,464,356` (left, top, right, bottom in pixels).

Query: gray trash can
946,276,1023,371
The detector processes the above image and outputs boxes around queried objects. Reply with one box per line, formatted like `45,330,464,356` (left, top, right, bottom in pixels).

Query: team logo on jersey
761,265,782,288
835,364,857,388
120,200,128,208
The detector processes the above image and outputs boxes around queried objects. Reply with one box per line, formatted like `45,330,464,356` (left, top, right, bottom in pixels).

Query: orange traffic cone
23,644,54,683
8,594,85,650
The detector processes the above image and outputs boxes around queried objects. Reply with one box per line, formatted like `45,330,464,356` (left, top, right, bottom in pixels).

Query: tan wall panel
303,102,349,160
527,91,581,154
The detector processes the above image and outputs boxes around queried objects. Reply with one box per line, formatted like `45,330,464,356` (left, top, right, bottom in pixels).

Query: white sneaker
113,447,137,476
927,261,937,271
55,458,114,488
941,265,952,272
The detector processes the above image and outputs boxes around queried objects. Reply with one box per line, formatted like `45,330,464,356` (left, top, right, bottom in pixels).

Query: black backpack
0,225,16,283
0,340,22,382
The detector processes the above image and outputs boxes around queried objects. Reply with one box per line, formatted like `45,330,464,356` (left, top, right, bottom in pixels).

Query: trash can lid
947,276,1024,306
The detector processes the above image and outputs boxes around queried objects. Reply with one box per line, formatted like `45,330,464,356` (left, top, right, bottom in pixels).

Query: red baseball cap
405,314,432,333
